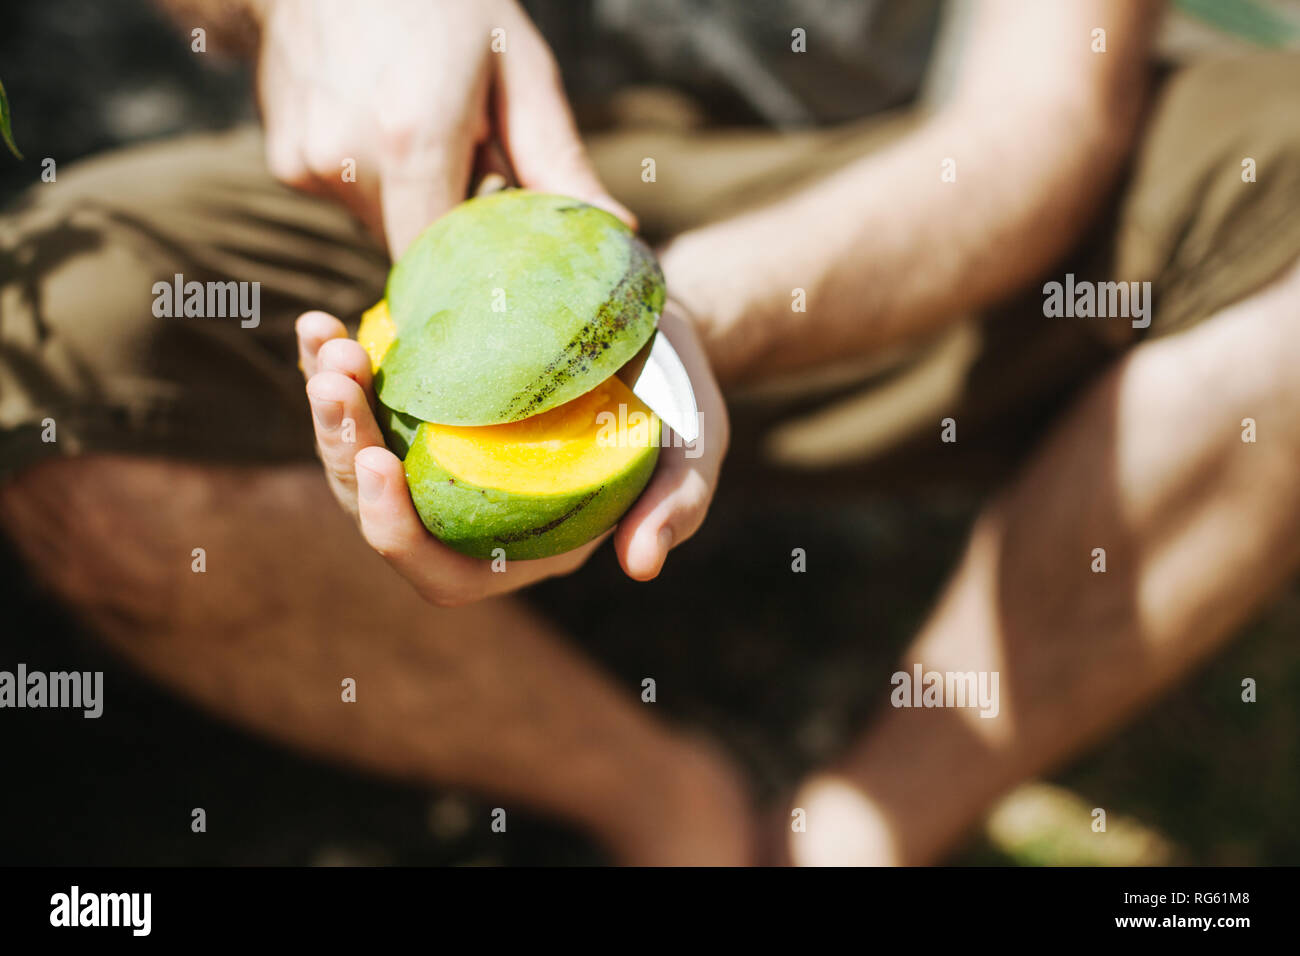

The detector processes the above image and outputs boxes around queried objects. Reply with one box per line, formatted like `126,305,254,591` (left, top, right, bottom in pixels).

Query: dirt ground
4,484,1297,865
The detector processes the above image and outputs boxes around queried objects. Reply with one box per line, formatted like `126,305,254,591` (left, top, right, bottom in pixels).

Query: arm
159,0,727,597
156,0,633,255
661,0,1164,385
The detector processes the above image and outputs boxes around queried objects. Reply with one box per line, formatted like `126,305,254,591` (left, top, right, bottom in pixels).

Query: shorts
3,53,1299,492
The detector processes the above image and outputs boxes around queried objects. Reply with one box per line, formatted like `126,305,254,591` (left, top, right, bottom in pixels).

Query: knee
1128,257,1300,460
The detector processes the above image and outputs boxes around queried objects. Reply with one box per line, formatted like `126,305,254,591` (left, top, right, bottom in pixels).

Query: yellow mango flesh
419,377,656,496
359,300,398,373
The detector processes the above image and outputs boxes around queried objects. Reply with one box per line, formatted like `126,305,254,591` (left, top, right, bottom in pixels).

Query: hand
295,301,728,604
258,0,632,256
612,298,730,581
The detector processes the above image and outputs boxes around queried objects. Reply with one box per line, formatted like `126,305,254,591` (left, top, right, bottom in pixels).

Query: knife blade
616,325,700,444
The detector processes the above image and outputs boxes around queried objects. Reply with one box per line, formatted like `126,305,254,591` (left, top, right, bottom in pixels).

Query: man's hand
258,0,632,256
612,299,730,582
295,302,727,605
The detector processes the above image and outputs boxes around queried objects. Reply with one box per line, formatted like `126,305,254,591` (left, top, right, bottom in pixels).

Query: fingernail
657,526,674,555
317,341,348,373
356,463,385,502
309,395,343,431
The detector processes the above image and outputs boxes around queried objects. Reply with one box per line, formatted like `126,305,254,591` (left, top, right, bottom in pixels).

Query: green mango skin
381,190,664,426
376,405,422,460
404,422,661,561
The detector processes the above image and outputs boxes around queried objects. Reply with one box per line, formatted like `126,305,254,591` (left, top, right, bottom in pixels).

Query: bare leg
0,457,752,865
787,258,1300,865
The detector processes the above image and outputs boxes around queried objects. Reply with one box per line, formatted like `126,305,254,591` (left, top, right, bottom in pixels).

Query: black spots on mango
500,238,663,421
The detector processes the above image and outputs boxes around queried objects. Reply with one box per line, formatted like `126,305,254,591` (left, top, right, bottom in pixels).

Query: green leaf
0,77,22,160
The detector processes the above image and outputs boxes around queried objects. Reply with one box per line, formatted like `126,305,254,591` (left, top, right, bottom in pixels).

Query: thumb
379,145,472,259
495,24,636,230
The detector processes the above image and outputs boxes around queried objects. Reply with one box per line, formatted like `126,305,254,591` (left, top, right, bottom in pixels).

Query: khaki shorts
3,54,1299,490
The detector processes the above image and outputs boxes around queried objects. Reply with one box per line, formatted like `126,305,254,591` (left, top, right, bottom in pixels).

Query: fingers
260,33,311,191
305,366,386,513
316,336,373,392
372,45,489,256
351,445,492,606
301,328,492,604
614,302,729,580
296,311,349,379
352,445,431,553
378,149,473,258
615,453,715,581
495,18,636,230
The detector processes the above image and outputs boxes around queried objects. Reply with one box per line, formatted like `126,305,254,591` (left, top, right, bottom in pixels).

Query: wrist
657,235,713,329
658,230,760,385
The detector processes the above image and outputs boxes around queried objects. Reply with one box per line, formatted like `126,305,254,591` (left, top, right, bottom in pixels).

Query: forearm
664,0,1161,386
662,104,1137,383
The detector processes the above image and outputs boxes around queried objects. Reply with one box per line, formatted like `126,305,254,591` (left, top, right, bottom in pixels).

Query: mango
379,190,664,426
358,288,660,559
404,376,660,560
354,191,665,559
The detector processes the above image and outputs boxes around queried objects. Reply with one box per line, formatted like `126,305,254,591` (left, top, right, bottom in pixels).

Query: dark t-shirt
525,0,944,128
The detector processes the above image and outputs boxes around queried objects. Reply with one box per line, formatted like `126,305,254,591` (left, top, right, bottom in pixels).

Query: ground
4,488,1295,865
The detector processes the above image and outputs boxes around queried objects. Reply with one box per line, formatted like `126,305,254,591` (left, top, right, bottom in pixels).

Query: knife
616,323,700,444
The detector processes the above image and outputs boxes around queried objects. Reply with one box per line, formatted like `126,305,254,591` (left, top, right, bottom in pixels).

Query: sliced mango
357,300,661,559
419,377,658,496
